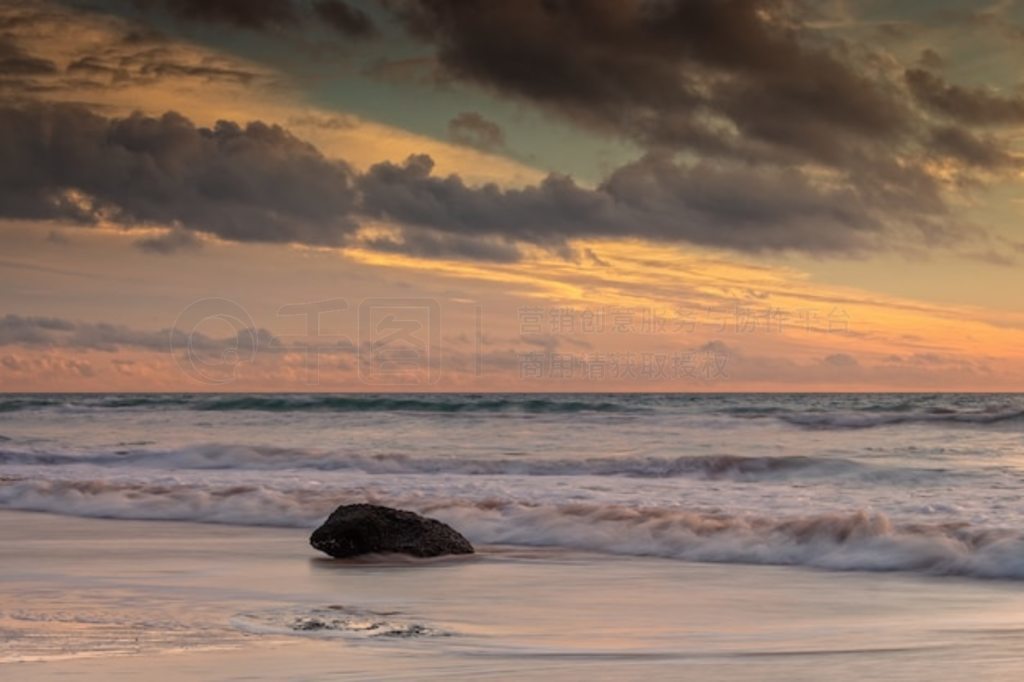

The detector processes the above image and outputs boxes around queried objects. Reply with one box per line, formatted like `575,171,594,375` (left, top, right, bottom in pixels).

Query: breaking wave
0,445,892,481
0,478,1021,580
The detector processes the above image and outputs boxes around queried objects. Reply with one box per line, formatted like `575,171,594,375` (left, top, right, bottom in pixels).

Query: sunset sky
3,0,1024,391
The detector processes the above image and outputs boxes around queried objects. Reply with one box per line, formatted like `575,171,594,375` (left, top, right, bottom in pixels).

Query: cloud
0,353,94,377
385,0,910,167
373,0,1024,257
929,126,1016,169
357,152,944,255
133,61,262,85
686,340,995,389
362,227,522,263
0,315,75,347
0,314,168,352
134,227,203,254
0,2,275,97
917,49,945,71
0,102,965,259
312,0,377,38
0,313,279,354
0,103,360,246
584,248,609,267
906,68,1024,125
134,0,300,31
133,0,378,38
823,353,859,368
447,111,505,151
1,0,1014,263
0,36,57,76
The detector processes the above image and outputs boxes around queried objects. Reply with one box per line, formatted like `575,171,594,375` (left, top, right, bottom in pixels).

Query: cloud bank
3,0,1023,262
0,101,966,259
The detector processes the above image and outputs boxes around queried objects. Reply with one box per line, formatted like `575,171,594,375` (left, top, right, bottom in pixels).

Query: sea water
3,393,1024,678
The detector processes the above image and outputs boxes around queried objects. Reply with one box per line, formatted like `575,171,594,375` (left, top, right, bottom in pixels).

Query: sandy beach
7,0,1024,676
2,509,1024,681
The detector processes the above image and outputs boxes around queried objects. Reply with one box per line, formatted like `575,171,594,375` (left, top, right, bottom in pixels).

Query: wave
5,393,1024,431
0,445,882,481
0,393,636,414
0,478,1021,580
191,395,634,413
776,409,1024,430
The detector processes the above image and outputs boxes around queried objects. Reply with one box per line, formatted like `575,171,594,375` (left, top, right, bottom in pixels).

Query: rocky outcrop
310,503,474,558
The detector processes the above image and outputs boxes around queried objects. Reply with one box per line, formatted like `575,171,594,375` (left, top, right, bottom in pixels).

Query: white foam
230,606,450,640
2,477,1022,580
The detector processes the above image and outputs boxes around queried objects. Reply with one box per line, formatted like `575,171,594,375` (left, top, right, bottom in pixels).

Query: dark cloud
447,111,505,151
373,0,1010,257
0,37,57,75
0,313,279,353
0,102,359,246
906,68,1024,125
357,153,943,255
917,49,945,70
929,126,1015,169
357,153,612,250
312,0,377,38
363,227,522,262
135,61,261,85
385,0,910,167
2,1,1009,264
0,32,61,97
134,0,299,31
0,102,959,259
133,0,379,37
0,4,272,96
0,314,160,351
66,56,131,82
584,248,609,267
0,315,75,347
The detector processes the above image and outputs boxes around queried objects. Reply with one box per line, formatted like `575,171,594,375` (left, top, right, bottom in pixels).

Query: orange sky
3,0,1024,391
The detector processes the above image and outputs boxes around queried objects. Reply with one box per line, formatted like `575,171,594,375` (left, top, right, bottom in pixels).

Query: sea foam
1,477,1022,580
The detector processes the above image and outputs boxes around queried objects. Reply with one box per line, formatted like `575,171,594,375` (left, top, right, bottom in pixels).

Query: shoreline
4,509,1024,680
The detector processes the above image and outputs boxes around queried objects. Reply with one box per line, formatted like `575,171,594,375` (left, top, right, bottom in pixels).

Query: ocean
2,393,1024,678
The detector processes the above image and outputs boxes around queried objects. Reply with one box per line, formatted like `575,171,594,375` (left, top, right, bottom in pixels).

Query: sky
3,0,1024,391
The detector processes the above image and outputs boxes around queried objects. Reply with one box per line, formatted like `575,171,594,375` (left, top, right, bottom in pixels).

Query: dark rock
310,503,474,558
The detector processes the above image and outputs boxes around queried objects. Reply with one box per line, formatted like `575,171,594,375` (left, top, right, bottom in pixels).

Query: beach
3,393,1024,679
6,0,1024,676
4,509,1024,681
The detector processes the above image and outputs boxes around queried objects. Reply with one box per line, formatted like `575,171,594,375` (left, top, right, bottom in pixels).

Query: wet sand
2,510,1024,681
